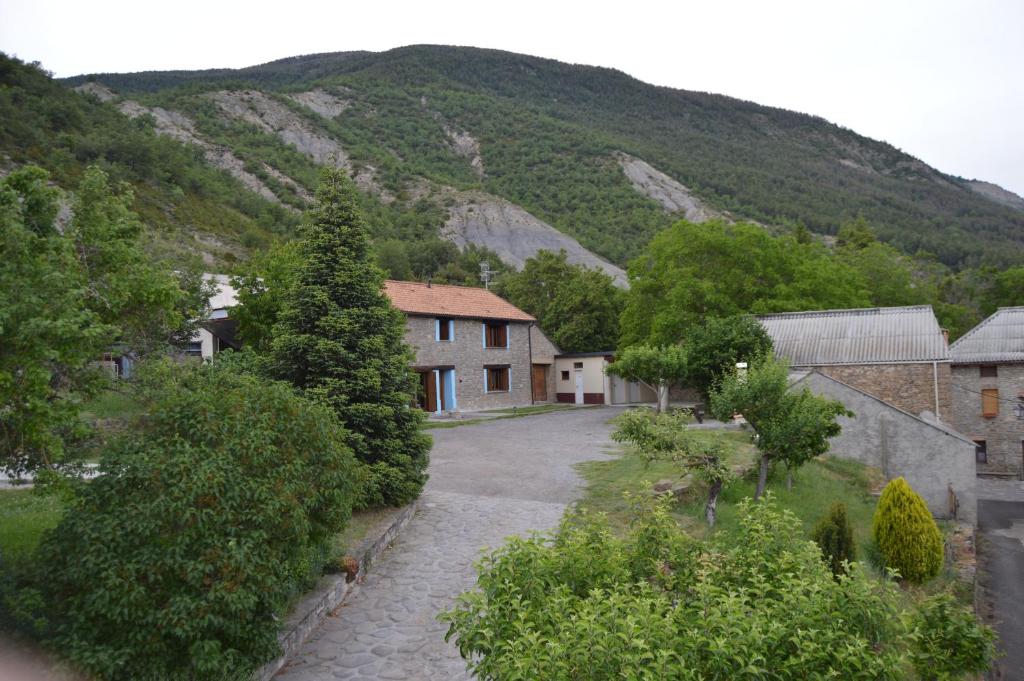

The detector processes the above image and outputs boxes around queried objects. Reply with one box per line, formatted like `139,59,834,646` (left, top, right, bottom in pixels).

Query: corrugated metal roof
949,307,1024,364
757,306,949,366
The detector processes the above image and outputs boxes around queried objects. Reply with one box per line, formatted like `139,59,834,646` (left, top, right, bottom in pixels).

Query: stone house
384,280,560,413
758,306,952,419
949,307,1024,478
793,371,977,525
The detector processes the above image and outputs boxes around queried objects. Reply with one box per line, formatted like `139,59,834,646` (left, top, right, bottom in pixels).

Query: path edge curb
255,499,421,681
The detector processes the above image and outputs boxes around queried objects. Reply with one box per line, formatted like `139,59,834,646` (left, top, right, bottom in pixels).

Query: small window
980,365,998,378
486,367,509,392
437,317,452,341
484,322,507,348
982,389,999,417
974,439,987,464
573,361,583,369
184,341,202,356
561,370,570,381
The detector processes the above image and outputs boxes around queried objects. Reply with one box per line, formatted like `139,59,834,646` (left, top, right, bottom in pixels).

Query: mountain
4,45,1024,276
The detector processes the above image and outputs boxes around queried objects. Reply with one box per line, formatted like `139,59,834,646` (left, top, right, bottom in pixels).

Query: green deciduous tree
681,315,773,400
498,249,623,353
0,166,187,476
710,357,850,499
606,344,687,413
269,169,430,507
620,220,871,347
872,477,944,584
231,241,302,353
612,409,731,526
21,359,358,681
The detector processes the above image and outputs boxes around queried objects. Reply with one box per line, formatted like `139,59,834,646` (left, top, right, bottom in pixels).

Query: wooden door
419,371,437,413
532,364,547,401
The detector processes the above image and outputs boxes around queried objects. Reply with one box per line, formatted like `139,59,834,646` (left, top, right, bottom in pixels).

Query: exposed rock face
118,100,294,206
616,153,715,222
445,127,484,177
208,90,349,168
441,191,628,287
287,89,351,119
73,81,117,102
966,180,1024,212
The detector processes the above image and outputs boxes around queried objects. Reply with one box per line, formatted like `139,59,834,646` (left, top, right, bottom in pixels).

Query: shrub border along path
257,500,420,681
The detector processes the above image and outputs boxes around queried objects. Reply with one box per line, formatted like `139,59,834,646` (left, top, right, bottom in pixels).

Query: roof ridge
756,305,934,319
385,279,493,292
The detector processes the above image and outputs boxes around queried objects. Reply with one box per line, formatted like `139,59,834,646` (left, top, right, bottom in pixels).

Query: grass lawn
575,430,883,561
0,489,65,564
79,388,144,421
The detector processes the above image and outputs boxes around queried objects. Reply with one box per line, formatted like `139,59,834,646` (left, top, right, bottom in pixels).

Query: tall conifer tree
270,169,429,505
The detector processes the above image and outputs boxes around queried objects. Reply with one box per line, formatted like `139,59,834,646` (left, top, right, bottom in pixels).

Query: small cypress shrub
872,477,944,584
811,502,856,576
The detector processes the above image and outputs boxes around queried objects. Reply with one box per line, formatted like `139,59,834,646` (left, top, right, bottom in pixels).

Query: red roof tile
383,280,535,322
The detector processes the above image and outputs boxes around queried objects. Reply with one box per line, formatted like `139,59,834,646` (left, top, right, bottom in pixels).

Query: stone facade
796,371,977,525
815,362,952,420
950,363,1024,477
403,314,558,412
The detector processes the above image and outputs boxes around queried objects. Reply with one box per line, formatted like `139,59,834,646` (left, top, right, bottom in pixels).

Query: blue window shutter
507,366,511,391
433,369,442,413
505,323,510,349
449,319,454,342
483,368,488,393
435,319,440,342
481,323,486,348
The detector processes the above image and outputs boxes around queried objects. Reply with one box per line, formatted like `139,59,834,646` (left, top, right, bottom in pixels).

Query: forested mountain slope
61,45,1024,270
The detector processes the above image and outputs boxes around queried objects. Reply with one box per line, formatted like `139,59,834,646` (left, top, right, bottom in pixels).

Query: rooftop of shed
949,307,1024,364
757,306,949,366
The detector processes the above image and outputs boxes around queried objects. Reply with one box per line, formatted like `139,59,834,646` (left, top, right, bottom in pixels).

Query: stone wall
403,315,553,411
796,371,977,525
816,362,952,420
950,363,1024,477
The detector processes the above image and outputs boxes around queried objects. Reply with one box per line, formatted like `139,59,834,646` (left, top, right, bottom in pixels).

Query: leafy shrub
812,502,856,576
872,477,944,584
24,360,358,680
442,495,907,680
910,593,997,680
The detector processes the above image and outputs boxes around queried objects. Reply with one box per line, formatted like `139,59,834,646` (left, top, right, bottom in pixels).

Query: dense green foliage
710,357,850,498
268,169,430,506
0,166,192,475
910,593,997,680
14,359,358,680
612,409,731,525
496,250,623,352
67,46,1024,269
812,502,857,577
621,220,872,346
442,495,954,679
872,477,944,584
680,315,773,400
606,344,688,413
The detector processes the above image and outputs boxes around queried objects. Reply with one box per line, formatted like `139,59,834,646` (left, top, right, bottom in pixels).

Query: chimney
941,328,949,346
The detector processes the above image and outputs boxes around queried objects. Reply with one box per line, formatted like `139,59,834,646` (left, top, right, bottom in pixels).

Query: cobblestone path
275,406,620,680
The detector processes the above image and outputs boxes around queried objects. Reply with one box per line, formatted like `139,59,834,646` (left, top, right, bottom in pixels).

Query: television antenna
479,261,492,290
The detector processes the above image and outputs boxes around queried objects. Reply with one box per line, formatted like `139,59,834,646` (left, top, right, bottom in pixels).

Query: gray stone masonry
951,363,1024,477
796,371,977,525
403,315,559,412
817,361,952,421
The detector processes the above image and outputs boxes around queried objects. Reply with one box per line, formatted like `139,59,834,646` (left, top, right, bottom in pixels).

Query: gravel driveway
274,406,621,680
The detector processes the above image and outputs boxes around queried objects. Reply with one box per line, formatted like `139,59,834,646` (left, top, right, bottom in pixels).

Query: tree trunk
754,454,770,500
786,470,793,491
657,382,670,414
705,478,723,527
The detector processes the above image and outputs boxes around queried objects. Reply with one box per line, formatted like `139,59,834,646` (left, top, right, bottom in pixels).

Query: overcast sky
3,0,1022,196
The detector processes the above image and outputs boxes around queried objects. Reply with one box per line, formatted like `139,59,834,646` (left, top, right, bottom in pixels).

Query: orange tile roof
383,280,535,322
